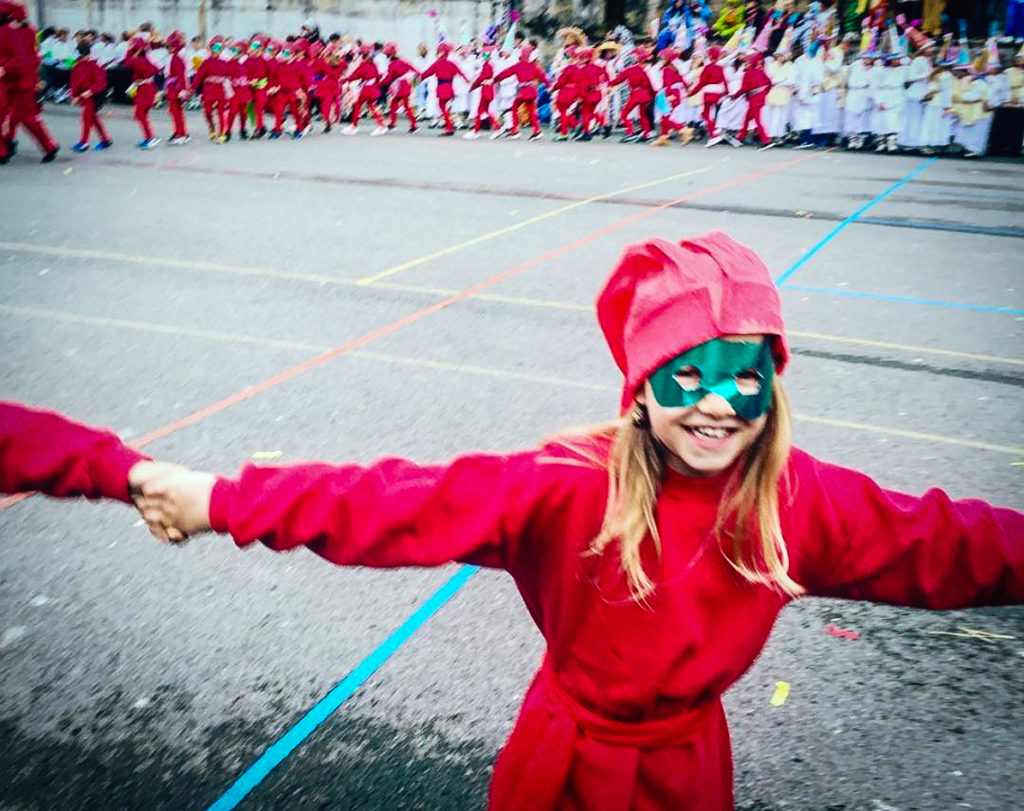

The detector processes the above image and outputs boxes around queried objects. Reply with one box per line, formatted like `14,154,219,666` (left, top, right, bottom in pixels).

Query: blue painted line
779,284,1024,316
206,564,480,811
774,157,937,285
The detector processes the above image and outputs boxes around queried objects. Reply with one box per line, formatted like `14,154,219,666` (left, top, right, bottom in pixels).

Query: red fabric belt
489,658,718,811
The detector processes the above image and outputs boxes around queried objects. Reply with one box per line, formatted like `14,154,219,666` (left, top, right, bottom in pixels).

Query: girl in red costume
270,40,311,139
225,40,253,141
550,45,582,141
493,44,549,140
610,45,656,143
382,42,419,133
651,46,688,146
733,50,774,149
418,41,469,137
245,37,271,139
0,0,59,163
575,47,608,141
688,45,742,148
191,36,231,141
163,30,191,145
69,40,112,152
123,34,160,149
342,44,387,136
314,43,345,133
133,230,1024,811
464,45,500,140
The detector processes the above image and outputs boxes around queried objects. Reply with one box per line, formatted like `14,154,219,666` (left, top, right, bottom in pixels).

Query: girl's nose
694,392,736,418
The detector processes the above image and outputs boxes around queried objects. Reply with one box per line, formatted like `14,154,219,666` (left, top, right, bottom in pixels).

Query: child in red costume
342,44,387,136
418,41,469,136
133,230,1024,810
688,45,742,147
493,44,549,140
224,40,254,141
610,45,656,143
575,47,607,140
271,41,311,139
550,46,582,141
163,30,190,145
0,0,59,163
382,42,419,133
191,36,231,141
652,46,688,145
464,45,500,139
733,51,773,148
314,44,345,133
69,40,111,152
245,37,271,139
123,35,161,148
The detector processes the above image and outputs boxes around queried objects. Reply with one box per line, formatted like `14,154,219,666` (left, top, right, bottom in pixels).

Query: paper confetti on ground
826,623,861,641
926,627,1015,642
251,451,283,460
770,681,790,707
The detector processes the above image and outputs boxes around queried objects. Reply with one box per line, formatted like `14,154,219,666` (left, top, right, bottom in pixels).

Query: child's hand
131,465,216,543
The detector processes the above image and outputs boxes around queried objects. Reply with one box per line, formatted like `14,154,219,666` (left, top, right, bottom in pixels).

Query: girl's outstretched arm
140,450,563,572
0,400,154,502
786,448,1024,609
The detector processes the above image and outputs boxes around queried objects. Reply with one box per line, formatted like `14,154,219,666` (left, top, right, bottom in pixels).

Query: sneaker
240,129,250,140
529,131,544,141
291,130,303,139
759,141,776,151
408,125,419,133
371,126,388,136
268,130,281,139
253,127,267,139
95,140,113,151
438,129,454,136
488,128,506,140
620,133,639,143
216,133,228,144
705,134,724,148
505,132,521,140
726,135,742,148
167,135,190,146
41,146,60,163
342,125,358,136
552,134,568,142
7,138,18,157
323,124,332,134
71,141,89,153
463,131,481,140
138,138,160,149
794,141,815,149
207,129,217,141
636,135,650,144
651,135,670,147
578,133,592,142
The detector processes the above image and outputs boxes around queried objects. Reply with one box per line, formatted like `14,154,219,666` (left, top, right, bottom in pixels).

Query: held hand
128,460,188,542
139,469,216,541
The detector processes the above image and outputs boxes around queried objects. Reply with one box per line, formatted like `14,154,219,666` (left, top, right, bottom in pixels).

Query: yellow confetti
63,168,73,175
1011,461,1024,467
770,681,790,707
251,450,283,460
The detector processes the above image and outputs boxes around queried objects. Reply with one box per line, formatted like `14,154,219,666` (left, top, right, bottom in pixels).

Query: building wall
35,0,507,56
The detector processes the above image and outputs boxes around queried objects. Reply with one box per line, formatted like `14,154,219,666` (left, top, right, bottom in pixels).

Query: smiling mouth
684,426,737,440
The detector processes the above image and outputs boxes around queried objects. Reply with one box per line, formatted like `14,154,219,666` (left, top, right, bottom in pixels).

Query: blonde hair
570,377,802,602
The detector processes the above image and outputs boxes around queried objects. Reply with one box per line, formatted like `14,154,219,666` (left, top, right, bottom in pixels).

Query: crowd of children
3,1,1023,163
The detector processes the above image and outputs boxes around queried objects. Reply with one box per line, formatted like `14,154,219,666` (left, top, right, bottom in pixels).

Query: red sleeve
609,68,627,87
190,60,207,92
208,449,561,571
92,62,108,94
494,63,515,83
0,401,149,502
785,449,1024,609
419,58,438,81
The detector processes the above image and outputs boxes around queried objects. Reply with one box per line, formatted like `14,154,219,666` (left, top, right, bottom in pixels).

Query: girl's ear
635,386,647,406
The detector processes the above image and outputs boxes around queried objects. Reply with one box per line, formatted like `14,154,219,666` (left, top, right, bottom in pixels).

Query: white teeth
691,427,728,439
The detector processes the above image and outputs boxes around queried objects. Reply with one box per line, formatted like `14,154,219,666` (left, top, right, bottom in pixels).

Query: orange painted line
0,151,822,512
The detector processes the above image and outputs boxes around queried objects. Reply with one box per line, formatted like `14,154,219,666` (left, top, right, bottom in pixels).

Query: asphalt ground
1,106,1022,811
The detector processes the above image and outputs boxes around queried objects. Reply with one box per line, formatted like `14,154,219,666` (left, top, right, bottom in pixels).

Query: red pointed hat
596,233,789,413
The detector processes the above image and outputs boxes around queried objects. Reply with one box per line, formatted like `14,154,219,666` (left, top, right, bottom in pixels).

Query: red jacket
0,401,148,502
226,59,252,101
124,53,160,83
0,22,42,90
576,62,608,103
245,54,271,87
313,58,345,95
273,59,312,93
191,55,231,96
732,65,772,106
383,57,417,97
551,63,581,104
494,59,549,100
206,439,1023,810
661,63,686,104
470,60,496,101
419,56,467,101
610,63,654,102
689,62,728,100
70,57,107,99
165,52,188,96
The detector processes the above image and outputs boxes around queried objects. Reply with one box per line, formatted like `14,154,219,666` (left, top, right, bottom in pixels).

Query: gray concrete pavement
1,105,1022,811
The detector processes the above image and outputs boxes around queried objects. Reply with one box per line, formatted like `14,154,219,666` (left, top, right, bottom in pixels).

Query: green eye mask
648,338,775,420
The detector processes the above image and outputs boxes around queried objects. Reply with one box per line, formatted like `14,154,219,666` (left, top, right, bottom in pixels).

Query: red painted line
1,150,821,511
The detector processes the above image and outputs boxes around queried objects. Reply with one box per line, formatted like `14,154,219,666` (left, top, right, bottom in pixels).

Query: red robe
0,401,148,501
191,54,231,99
206,438,1024,810
383,57,417,98
610,64,655,103
419,56,467,102
577,62,608,103
470,60,497,102
344,58,383,102
733,65,772,108
69,57,106,98
689,61,729,103
552,63,581,104
494,59,548,100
